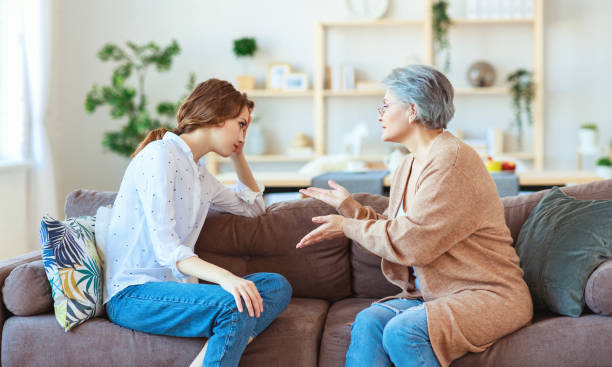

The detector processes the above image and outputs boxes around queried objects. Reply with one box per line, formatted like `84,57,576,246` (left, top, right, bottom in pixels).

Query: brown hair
131,78,254,158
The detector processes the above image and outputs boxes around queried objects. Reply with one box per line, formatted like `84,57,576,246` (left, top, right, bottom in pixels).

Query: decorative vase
467,61,496,87
578,128,598,154
244,121,265,155
595,166,612,179
236,75,255,91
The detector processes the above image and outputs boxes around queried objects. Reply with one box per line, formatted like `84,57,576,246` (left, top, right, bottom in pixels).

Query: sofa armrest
0,250,41,363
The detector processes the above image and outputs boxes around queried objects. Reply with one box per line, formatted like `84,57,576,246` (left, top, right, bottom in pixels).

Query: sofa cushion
2,260,51,316
1,297,329,367
347,194,403,298
585,259,612,315
319,297,374,367
452,314,612,367
64,189,117,218
502,178,612,244
197,198,352,302
515,187,612,317
40,215,104,331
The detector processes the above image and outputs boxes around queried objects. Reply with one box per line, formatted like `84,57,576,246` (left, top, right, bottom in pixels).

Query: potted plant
578,122,598,155
432,0,452,73
506,68,534,150
85,40,196,157
233,37,258,90
595,156,612,179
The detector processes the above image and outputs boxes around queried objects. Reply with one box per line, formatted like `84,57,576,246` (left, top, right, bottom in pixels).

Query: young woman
103,78,292,367
297,65,532,367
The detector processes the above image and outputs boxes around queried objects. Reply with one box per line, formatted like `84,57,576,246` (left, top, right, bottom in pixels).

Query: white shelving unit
208,0,544,175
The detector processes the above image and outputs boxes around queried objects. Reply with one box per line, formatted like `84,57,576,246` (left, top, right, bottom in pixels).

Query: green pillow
515,187,612,317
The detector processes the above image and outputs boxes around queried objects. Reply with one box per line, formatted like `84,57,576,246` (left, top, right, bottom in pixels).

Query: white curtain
22,0,58,250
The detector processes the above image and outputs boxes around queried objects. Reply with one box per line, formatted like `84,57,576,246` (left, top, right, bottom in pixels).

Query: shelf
216,170,602,188
242,90,314,97
319,19,424,28
323,89,384,97
323,87,509,97
219,154,315,163
455,87,509,95
452,18,534,25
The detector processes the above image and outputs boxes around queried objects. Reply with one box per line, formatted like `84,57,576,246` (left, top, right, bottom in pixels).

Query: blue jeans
106,272,292,367
346,298,441,367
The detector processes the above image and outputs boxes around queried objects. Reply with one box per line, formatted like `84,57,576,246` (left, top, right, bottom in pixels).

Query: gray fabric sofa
2,179,612,366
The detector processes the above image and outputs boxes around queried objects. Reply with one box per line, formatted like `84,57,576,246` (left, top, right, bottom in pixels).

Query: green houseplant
85,40,195,157
506,69,534,147
233,37,258,90
432,1,452,73
595,156,612,179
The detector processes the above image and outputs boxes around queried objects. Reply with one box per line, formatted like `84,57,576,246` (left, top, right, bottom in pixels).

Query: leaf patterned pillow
40,215,104,331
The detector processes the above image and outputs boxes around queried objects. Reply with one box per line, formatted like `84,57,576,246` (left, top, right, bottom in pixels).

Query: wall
0,166,28,260
46,0,612,217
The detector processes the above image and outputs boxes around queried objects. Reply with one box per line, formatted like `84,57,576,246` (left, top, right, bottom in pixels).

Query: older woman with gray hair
296,65,532,367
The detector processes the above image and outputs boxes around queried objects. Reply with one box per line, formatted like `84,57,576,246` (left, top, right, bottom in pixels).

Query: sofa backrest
64,179,612,302
65,189,352,302
501,179,612,243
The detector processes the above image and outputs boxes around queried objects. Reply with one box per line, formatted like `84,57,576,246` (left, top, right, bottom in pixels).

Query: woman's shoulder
428,132,483,173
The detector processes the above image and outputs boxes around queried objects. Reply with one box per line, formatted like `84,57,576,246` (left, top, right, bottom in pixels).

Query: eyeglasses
377,103,390,116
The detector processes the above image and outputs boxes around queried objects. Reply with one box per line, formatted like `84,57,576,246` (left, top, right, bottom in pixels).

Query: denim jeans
345,298,441,367
106,272,292,367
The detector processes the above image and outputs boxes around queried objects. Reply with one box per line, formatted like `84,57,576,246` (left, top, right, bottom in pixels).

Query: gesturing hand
296,214,346,248
299,180,351,209
219,273,263,318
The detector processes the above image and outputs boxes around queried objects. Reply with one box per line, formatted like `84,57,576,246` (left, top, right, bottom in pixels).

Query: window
0,0,27,162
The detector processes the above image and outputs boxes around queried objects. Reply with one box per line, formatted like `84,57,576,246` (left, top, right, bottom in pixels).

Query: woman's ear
406,104,418,123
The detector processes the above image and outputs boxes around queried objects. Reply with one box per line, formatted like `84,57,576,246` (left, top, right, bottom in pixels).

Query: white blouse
103,132,265,303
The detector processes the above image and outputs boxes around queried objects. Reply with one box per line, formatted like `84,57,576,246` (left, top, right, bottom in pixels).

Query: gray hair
382,65,455,130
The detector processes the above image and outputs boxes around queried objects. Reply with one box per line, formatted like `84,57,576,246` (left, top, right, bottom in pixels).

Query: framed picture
283,72,309,91
267,63,292,90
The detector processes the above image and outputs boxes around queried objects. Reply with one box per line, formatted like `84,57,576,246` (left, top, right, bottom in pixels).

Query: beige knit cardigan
339,131,533,367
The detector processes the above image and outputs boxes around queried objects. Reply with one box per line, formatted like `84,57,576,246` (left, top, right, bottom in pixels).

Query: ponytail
131,127,178,158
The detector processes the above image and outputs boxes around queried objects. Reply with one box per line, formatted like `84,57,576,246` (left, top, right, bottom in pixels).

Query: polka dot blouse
103,132,265,303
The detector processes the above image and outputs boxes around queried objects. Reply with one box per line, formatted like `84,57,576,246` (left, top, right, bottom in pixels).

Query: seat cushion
318,297,374,367
452,313,612,367
1,297,328,367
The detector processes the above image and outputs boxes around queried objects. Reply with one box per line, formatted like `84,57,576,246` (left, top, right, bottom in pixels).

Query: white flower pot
595,166,612,179
578,128,598,154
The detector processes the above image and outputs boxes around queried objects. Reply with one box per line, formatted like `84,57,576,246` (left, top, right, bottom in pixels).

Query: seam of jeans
216,309,238,366
122,293,232,308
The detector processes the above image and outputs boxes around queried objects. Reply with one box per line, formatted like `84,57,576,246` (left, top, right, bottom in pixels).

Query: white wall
47,0,612,217
0,166,28,260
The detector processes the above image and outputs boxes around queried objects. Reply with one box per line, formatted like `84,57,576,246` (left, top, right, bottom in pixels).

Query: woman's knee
251,272,292,305
381,312,428,352
352,306,386,334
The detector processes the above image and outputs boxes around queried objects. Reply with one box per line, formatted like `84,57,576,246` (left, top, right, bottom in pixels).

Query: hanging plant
84,40,196,157
506,69,534,137
432,0,452,73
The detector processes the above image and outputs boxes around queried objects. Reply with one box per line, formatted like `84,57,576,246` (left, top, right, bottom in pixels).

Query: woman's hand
219,273,263,318
299,180,351,209
296,214,346,248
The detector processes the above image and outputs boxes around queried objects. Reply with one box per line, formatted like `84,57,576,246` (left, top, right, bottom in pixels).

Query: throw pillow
515,187,612,317
40,215,104,331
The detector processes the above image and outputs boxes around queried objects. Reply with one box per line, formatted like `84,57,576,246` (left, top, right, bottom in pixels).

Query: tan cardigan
339,131,533,367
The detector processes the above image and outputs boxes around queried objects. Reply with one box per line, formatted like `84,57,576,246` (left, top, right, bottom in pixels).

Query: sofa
2,179,612,366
